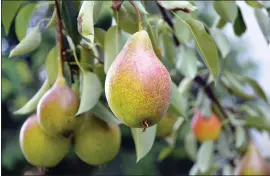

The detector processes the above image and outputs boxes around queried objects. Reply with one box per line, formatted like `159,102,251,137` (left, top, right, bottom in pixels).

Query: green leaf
197,141,214,173
168,83,186,118
2,1,21,35
173,16,219,81
216,18,227,29
245,0,264,8
160,31,176,63
235,126,246,148
213,1,238,23
76,72,102,115
131,125,157,162
157,147,173,161
13,79,50,115
94,27,106,49
78,1,95,43
196,89,212,118
176,45,197,79
165,118,185,147
244,116,270,132
9,26,41,58
94,64,106,87
234,7,247,36
15,3,36,41
184,130,197,161
209,28,231,58
115,6,138,34
2,78,13,101
254,9,270,43
91,102,121,125
122,1,148,15
178,77,192,95
158,1,197,12
93,1,104,24
45,44,59,86
174,11,193,44
46,8,57,28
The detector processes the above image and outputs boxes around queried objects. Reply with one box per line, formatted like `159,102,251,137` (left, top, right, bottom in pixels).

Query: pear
235,142,270,175
37,76,80,136
191,110,221,142
74,115,121,165
156,114,177,137
105,30,172,129
20,114,71,167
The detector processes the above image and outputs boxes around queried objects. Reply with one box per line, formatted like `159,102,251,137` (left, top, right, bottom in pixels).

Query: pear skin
105,30,172,128
20,114,70,167
191,111,221,142
37,76,80,136
74,115,121,165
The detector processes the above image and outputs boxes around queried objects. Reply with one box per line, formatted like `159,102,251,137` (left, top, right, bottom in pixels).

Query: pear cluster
20,76,121,168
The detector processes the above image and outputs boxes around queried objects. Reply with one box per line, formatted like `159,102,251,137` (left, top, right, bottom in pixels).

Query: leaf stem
54,0,64,78
129,0,143,31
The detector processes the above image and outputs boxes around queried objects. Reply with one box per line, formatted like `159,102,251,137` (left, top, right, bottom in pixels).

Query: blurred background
2,1,270,175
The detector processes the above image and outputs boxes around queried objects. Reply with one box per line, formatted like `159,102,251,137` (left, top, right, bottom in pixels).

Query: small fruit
74,115,121,165
37,76,80,135
20,114,71,167
191,111,221,142
105,30,172,129
156,114,177,137
235,142,270,175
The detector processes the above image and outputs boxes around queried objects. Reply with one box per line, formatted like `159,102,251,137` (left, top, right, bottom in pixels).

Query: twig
129,0,143,30
156,2,180,46
54,0,64,77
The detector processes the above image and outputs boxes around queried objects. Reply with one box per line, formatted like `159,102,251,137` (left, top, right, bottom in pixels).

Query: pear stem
54,0,64,78
141,120,149,132
129,0,143,31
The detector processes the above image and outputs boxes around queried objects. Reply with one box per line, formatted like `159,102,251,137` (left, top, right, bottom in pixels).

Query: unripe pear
74,115,121,165
37,76,80,135
20,114,71,167
156,114,177,137
191,111,221,142
105,30,172,129
235,142,270,175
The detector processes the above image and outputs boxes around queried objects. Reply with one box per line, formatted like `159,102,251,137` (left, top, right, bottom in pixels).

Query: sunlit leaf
94,27,106,48
245,0,264,8
115,5,138,34
9,26,41,58
94,64,106,87
91,102,121,124
93,1,104,24
174,11,193,44
2,1,21,35
197,141,214,173
131,125,156,162
213,1,238,23
158,1,197,12
160,31,176,63
46,8,57,28
168,83,186,118
209,28,231,58
245,116,270,132
178,77,192,95
45,44,59,86
254,8,270,43
235,125,246,148
157,147,173,161
13,79,50,115
76,72,102,115
184,130,197,161
216,17,227,29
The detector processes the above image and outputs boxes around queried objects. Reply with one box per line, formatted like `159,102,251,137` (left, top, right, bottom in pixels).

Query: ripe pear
156,114,177,137
105,30,172,129
235,142,270,175
74,115,121,165
37,76,80,136
191,111,221,142
20,114,71,167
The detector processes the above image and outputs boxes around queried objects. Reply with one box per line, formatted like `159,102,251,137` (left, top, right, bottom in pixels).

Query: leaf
76,72,102,115
174,11,193,44
209,28,231,58
234,7,247,36
244,116,270,132
254,9,270,43
131,125,157,162
94,27,106,48
216,18,227,29
245,0,264,8
168,83,186,118
13,79,50,115
104,26,127,73
122,1,148,15
78,1,95,43
165,118,185,147
15,3,36,41
184,131,197,161
222,164,233,175
197,141,214,173
235,126,246,148
173,16,219,81
158,1,197,12
45,44,59,86
158,147,173,161
46,8,57,28
160,31,176,63
196,89,212,118
9,26,41,58
93,1,104,24
115,5,138,34
178,77,192,95
91,102,121,125
2,1,21,35
213,1,238,23
176,45,197,79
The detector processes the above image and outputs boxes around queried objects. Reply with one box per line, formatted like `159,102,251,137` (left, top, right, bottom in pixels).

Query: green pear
235,142,270,175
20,114,71,167
105,30,172,129
156,114,177,137
74,115,121,165
37,76,80,136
